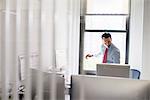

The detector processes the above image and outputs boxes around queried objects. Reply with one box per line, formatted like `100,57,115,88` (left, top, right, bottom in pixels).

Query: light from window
83,32,126,70
85,15,127,30
87,0,129,14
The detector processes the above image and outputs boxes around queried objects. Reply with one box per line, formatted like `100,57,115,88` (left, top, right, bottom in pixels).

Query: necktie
102,48,108,63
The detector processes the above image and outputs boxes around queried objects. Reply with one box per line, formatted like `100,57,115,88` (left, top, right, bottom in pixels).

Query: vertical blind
0,0,80,100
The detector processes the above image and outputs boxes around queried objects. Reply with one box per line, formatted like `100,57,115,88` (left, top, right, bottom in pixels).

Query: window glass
83,32,126,70
85,15,127,30
87,0,129,14
81,0,130,71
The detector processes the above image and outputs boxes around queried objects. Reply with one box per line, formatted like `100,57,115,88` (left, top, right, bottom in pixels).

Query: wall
130,0,150,80
129,0,144,71
141,0,150,80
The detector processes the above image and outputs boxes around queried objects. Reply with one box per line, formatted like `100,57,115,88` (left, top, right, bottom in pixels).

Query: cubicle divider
71,75,150,100
31,68,65,100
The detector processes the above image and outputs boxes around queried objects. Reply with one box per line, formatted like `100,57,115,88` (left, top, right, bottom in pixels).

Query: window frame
79,0,131,74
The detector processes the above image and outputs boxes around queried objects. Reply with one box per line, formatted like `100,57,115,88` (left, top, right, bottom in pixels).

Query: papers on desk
55,49,67,70
18,53,39,81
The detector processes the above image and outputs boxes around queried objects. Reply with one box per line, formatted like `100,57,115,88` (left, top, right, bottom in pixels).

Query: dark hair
101,33,111,39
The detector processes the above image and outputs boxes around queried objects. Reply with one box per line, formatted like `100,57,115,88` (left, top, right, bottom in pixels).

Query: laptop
96,63,130,78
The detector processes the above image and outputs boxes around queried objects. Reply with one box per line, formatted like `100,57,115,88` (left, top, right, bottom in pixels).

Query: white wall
129,0,144,71
141,0,150,80
130,0,150,80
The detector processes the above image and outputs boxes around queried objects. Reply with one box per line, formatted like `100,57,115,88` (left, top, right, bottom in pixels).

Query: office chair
130,69,141,79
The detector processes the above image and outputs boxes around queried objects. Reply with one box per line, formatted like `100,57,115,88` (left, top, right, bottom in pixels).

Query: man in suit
86,33,120,64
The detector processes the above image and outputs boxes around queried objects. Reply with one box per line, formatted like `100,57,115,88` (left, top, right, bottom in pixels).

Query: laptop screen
96,63,130,78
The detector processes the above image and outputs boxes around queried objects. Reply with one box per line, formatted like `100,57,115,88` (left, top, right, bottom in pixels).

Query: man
86,33,120,64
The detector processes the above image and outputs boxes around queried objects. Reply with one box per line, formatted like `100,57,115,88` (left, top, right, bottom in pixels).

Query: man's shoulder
111,44,120,51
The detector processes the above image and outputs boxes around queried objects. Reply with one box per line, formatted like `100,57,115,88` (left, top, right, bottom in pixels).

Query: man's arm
85,52,102,59
113,50,120,64
86,45,103,59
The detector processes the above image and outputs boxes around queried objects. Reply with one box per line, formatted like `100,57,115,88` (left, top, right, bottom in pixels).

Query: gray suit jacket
94,43,120,63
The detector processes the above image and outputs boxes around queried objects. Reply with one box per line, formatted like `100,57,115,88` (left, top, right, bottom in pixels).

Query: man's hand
85,54,93,59
103,44,108,48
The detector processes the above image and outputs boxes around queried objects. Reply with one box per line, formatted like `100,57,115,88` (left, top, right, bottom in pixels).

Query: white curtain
0,0,80,99
41,0,80,74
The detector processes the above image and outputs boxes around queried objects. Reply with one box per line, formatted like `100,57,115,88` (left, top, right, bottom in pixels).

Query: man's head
101,33,112,47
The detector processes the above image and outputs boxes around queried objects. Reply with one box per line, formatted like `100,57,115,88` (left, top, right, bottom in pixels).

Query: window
79,0,130,71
